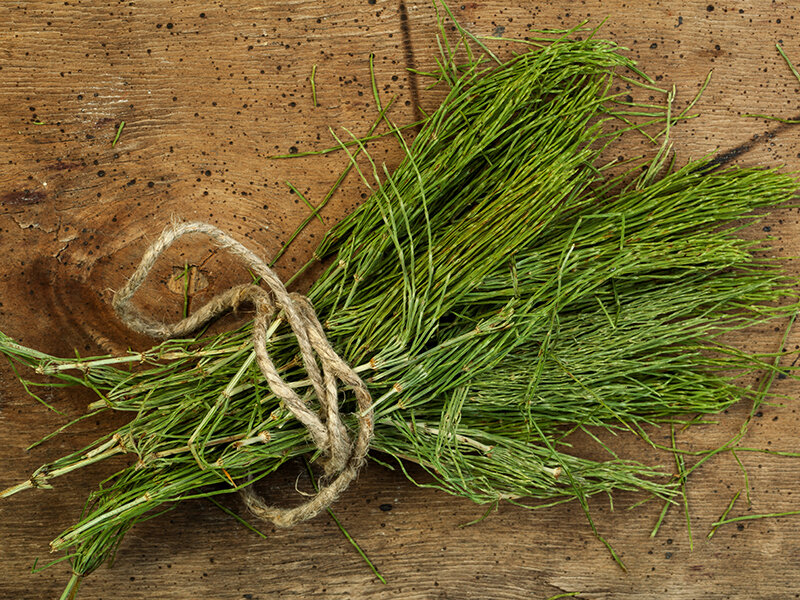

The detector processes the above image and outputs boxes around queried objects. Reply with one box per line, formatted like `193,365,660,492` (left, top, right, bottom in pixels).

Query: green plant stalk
310,63,318,107
744,43,800,123
712,509,800,528
304,458,387,584
707,490,741,540
111,121,125,147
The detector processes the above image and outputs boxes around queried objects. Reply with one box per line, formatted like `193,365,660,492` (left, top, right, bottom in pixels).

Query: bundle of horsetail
2,12,799,600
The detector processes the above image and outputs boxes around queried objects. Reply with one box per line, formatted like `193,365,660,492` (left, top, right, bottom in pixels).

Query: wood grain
1,1,800,598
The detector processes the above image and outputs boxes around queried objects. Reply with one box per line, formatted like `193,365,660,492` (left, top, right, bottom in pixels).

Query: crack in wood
704,114,800,172
399,0,421,123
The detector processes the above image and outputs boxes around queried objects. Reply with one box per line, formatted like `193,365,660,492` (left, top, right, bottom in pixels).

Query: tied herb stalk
2,18,799,599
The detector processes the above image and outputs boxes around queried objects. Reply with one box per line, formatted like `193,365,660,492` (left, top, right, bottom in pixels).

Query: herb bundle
2,13,799,600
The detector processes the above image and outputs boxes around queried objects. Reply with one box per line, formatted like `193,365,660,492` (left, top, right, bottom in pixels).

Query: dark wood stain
1,189,47,207
47,161,81,171
705,114,800,171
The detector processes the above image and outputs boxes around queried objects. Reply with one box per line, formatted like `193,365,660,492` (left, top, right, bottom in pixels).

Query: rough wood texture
2,2,799,598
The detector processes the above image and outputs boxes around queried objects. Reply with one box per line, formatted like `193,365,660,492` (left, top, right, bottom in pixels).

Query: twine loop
112,221,373,527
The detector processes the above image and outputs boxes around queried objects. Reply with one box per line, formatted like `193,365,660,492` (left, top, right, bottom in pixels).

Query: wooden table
2,2,799,598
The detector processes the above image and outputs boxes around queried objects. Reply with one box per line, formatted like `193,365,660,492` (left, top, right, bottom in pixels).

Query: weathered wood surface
1,1,800,598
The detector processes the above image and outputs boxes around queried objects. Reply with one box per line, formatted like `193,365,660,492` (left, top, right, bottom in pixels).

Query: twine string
112,221,373,527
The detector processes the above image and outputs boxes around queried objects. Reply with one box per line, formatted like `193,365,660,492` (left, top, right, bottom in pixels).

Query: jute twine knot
112,221,373,527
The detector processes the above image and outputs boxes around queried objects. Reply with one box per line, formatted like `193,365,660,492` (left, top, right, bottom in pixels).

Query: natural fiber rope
112,220,373,527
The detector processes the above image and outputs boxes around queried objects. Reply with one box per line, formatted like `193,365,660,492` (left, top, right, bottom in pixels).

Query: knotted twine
111,221,373,527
